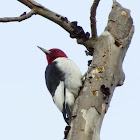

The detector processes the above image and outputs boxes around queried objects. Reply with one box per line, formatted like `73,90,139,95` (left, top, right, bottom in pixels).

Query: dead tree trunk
68,2,134,140
0,0,134,140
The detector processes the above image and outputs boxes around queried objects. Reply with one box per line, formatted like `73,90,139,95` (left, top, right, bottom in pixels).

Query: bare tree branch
0,10,35,22
0,1,134,139
0,0,93,51
17,0,91,46
90,0,100,39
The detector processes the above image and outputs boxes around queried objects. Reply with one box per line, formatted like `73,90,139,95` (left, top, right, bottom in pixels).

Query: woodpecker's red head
38,46,68,64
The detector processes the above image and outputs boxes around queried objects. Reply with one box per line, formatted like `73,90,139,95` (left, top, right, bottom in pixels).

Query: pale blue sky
0,0,139,140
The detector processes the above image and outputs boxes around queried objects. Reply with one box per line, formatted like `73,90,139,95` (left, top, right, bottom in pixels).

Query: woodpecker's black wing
45,61,71,124
45,61,65,97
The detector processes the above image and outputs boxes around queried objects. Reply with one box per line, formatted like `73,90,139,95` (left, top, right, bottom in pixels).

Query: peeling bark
0,0,134,140
68,2,134,140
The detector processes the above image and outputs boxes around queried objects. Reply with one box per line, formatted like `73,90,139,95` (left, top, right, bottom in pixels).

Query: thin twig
0,10,35,22
90,0,100,39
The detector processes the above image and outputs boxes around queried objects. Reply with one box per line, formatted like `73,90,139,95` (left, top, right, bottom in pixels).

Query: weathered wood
67,2,134,140
0,0,134,139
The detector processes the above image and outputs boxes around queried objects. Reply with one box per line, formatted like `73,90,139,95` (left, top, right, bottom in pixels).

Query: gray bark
0,1,134,140
68,2,134,140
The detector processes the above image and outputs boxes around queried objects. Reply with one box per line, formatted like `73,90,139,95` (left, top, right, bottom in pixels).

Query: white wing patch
53,81,64,112
53,81,75,112
65,89,75,108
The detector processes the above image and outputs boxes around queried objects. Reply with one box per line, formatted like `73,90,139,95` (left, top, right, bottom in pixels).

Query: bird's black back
45,61,65,97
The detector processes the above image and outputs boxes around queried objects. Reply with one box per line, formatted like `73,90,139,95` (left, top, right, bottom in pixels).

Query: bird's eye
54,50,59,53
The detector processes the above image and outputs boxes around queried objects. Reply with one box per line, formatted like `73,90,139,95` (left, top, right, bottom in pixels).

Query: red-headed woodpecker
38,47,82,124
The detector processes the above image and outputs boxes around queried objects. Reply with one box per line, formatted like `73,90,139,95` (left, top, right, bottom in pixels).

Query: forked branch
0,0,99,48
0,1,134,140
18,0,91,46
0,10,35,22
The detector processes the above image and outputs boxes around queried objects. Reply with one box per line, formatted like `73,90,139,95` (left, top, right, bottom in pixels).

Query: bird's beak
37,46,51,54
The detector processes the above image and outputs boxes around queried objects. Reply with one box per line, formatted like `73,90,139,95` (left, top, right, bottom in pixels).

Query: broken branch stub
0,0,134,139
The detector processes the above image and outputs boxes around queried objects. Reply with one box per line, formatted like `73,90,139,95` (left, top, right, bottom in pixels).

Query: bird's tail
63,88,75,125
63,103,71,125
